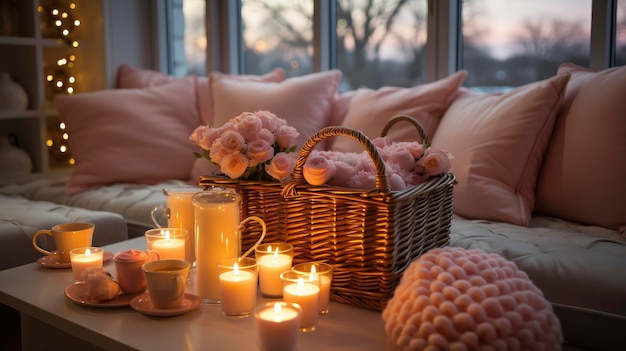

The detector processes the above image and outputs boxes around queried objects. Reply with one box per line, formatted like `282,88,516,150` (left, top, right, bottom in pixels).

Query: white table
0,237,399,351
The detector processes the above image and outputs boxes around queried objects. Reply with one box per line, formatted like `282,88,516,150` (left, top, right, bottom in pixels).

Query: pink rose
274,125,299,150
303,155,337,186
348,170,376,190
372,136,390,149
219,130,246,154
387,148,416,172
327,160,354,187
209,139,226,163
266,152,296,182
220,152,249,179
415,148,452,177
189,125,207,145
255,110,285,131
258,128,276,145
246,139,274,167
198,127,222,150
236,113,264,140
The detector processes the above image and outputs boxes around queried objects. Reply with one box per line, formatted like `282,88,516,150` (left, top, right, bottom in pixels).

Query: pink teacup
113,249,160,294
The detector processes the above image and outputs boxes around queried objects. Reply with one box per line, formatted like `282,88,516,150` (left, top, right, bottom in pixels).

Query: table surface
0,237,399,351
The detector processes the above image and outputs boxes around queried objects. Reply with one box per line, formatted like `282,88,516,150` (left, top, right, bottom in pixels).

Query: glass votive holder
217,257,258,317
255,243,294,298
70,247,104,281
280,270,320,332
256,302,303,351
145,228,188,261
292,262,333,315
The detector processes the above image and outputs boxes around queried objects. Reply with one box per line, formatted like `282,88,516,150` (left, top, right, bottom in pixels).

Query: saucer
65,281,139,307
38,250,113,269
130,293,201,317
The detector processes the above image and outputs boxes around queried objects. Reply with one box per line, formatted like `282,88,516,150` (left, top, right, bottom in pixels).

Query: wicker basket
281,115,456,311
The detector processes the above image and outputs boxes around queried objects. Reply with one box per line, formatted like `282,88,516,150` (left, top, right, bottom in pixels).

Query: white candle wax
152,237,185,260
318,274,331,313
194,200,240,302
166,191,196,262
256,303,301,351
258,253,292,297
71,249,103,281
283,279,320,330
219,267,257,315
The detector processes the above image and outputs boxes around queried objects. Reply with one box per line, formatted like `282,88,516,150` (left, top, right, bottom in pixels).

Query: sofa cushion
0,194,128,270
535,63,626,231
449,215,626,349
330,70,467,153
431,73,570,226
116,64,174,88
55,76,201,195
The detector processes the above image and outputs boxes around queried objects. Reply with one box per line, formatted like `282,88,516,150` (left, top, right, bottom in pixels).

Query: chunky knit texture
382,247,562,351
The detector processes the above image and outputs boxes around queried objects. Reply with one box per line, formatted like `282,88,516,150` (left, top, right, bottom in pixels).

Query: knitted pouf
382,247,562,351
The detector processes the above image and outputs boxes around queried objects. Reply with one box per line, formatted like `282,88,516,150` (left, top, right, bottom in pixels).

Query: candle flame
85,248,91,256
267,245,272,253
311,265,317,274
165,230,171,241
297,277,304,289
274,302,281,314
309,265,318,282
273,247,279,260
234,262,239,276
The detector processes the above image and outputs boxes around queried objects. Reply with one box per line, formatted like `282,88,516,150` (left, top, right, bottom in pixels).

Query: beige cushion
56,76,201,194
535,63,626,231
431,74,570,226
330,70,467,153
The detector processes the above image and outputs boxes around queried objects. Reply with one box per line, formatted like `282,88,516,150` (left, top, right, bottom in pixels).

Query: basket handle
380,114,431,150
283,126,390,197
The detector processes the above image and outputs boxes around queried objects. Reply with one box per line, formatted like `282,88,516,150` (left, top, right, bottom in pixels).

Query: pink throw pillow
210,70,341,149
431,73,570,226
56,76,201,195
535,63,626,230
330,70,468,153
116,64,174,88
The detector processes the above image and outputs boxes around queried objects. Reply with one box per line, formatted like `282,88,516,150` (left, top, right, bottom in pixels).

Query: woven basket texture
199,115,456,311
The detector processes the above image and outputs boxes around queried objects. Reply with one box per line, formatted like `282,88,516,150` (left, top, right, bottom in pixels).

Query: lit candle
152,229,186,260
218,260,258,316
70,247,104,281
310,265,331,314
258,246,293,297
256,302,302,351
282,277,320,331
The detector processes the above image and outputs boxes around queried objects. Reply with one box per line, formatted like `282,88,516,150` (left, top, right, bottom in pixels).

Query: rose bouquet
189,110,299,182
302,136,453,191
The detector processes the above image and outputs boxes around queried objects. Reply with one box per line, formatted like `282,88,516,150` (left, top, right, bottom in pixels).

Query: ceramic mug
31,222,95,263
114,249,160,295
142,259,191,309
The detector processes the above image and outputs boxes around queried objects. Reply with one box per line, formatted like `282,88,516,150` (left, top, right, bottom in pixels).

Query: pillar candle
152,230,186,260
194,199,240,302
219,263,257,316
282,278,320,331
256,302,302,351
258,247,293,297
70,248,104,281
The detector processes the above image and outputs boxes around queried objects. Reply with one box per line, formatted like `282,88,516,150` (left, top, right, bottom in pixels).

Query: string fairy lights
39,0,79,166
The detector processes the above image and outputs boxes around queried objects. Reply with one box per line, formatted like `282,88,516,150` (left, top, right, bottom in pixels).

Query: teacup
142,259,191,309
114,249,160,295
32,222,95,263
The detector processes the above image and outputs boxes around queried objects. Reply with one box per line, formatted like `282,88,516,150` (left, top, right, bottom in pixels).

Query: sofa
1,62,624,350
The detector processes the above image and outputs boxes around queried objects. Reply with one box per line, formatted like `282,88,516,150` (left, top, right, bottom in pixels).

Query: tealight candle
281,271,320,332
292,262,333,314
256,302,302,351
145,228,188,260
256,243,294,297
70,247,104,281
218,257,258,316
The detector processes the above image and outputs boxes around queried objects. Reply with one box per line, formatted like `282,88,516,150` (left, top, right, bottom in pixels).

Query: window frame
198,0,619,82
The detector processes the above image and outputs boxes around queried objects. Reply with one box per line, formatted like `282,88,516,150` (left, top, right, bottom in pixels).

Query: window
462,0,591,91
170,0,622,91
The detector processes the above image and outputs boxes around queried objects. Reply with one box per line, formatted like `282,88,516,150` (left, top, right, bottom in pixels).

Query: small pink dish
130,292,201,317
65,281,138,307
38,250,113,269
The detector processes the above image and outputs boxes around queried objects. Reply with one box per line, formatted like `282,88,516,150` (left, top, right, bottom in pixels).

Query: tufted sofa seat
450,216,626,349
0,193,128,270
